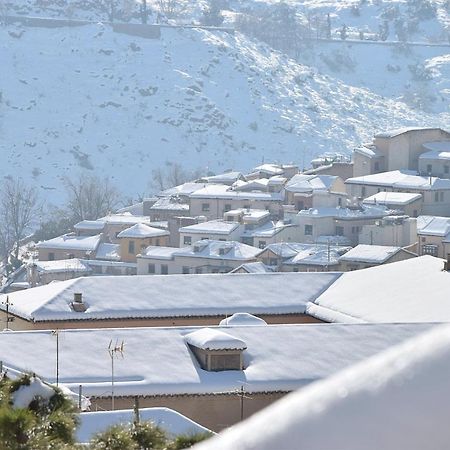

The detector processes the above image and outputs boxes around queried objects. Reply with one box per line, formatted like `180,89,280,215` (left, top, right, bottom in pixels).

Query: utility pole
108,340,125,411
51,329,60,386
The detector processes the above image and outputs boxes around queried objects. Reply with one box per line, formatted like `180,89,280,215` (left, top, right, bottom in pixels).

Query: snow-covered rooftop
150,196,190,211
194,323,450,450
77,407,211,444
375,127,448,138
179,220,240,235
0,272,341,322
117,223,169,239
363,192,422,206
74,220,106,231
33,259,91,274
185,328,247,351
175,240,261,261
420,141,450,160
230,262,272,274
140,246,180,260
219,313,267,327
95,243,121,261
190,185,283,201
36,234,102,252
253,164,284,175
0,323,434,398
160,182,208,197
200,172,243,184
241,220,294,238
285,174,338,193
297,205,388,220
98,213,153,226
339,244,404,264
416,215,450,236
307,256,450,323
346,170,450,190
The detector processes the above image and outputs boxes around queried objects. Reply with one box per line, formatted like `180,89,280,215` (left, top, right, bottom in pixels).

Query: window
155,238,160,246
421,236,426,243
183,236,192,245
422,244,438,257
48,252,55,261
269,258,278,266
361,186,366,197
195,267,203,274
148,263,155,274
427,164,432,174
413,210,418,217
374,162,380,172
335,226,344,236
243,205,250,210
161,264,168,275
445,165,449,174
224,204,231,212
258,240,267,249
182,266,190,274
304,224,313,236
297,201,304,211
141,244,146,250
202,203,210,212
128,240,135,254
435,192,439,202
67,253,75,259
338,198,342,207
293,267,299,272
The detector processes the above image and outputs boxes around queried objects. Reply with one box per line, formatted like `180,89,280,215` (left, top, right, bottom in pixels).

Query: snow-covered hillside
1,0,449,205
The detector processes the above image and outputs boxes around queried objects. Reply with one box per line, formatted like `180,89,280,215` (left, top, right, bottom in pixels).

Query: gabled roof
97,213,153,226
36,234,102,252
0,323,434,398
117,223,169,239
339,244,405,264
307,256,450,323
0,271,341,322
230,262,273,274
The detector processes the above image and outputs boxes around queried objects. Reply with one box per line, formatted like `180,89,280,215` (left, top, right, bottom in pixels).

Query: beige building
189,184,285,220
416,215,450,259
418,141,450,178
358,215,418,248
284,174,347,211
345,170,450,216
36,233,103,261
137,240,260,275
0,323,431,431
256,242,350,272
338,244,416,271
285,204,389,246
0,272,340,330
362,192,423,217
352,127,450,177
117,223,170,263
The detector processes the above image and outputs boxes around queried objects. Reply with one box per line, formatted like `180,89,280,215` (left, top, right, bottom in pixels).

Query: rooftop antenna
108,339,125,411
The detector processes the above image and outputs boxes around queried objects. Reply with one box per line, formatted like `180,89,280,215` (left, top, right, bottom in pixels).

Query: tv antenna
108,339,125,410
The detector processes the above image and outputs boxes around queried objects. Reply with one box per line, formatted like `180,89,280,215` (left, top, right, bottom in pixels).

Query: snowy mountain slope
1,21,448,205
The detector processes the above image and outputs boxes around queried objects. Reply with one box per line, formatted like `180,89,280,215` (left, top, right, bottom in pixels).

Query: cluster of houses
3,126,448,290
1,126,450,445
